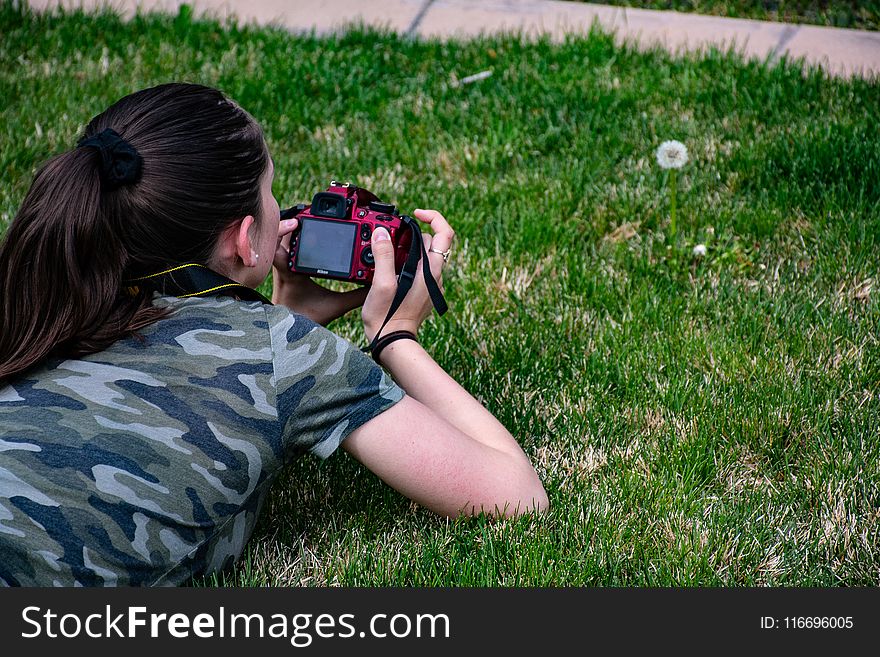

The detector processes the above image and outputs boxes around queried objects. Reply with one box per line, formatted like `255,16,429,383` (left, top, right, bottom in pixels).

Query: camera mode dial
369,201,397,215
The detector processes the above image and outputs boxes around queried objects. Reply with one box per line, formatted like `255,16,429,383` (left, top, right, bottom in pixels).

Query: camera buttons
360,246,375,266
358,210,367,218
360,224,372,241
357,270,365,278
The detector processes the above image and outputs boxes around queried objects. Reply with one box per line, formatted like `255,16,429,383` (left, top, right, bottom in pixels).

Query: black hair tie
77,128,143,190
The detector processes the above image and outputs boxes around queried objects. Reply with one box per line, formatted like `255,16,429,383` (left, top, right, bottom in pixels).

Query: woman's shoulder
151,293,316,336
144,294,291,358
145,294,343,376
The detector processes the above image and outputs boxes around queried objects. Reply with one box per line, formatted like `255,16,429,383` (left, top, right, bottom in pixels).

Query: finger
277,221,297,253
413,208,445,225
274,219,297,266
420,233,447,285
414,208,454,253
277,217,298,239
371,227,396,291
422,233,444,276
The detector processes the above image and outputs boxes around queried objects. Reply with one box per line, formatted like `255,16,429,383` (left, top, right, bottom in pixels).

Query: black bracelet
371,330,418,364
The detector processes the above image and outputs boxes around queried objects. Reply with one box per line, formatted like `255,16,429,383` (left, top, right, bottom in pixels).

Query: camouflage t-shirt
0,295,404,586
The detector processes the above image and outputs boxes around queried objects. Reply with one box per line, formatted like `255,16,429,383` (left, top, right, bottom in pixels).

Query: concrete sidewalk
29,0,880,79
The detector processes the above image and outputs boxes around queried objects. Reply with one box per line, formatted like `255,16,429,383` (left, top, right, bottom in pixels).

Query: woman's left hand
271,217,368,326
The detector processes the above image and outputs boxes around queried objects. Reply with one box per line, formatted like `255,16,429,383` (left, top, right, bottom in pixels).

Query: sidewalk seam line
406,0,436,36
769,24,802,62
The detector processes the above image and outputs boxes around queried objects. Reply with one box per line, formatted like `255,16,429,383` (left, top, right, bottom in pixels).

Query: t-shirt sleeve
265,304,405,460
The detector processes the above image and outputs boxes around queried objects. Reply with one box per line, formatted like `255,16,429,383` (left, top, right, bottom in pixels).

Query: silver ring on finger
429,247,450,263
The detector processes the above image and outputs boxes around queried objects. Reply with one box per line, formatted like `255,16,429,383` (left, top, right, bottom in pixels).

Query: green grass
1,2,878,586
567,0,880,30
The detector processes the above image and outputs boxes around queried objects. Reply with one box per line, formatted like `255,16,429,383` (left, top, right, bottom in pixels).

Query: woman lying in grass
0,82,548,587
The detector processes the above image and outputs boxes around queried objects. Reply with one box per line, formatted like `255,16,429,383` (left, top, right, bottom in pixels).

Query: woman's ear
215,215,259,270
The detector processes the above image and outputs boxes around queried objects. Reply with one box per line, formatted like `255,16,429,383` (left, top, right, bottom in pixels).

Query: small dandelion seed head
693,244,707,257
656,140,689,169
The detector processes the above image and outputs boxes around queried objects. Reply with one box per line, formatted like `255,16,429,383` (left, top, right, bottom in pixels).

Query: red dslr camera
284,181,412,284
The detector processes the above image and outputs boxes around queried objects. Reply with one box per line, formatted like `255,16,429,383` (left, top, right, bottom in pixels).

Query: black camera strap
125,263,272,304
363,214,448,354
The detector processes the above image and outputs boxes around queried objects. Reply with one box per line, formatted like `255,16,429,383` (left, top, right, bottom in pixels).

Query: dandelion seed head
656,140,689,169
693,244,707,257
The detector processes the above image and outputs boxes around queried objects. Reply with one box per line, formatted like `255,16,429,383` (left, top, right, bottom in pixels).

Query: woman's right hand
361,209,454,343
350,209,548,519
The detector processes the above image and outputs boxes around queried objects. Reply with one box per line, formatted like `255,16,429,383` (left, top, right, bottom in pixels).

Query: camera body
286,181,412,284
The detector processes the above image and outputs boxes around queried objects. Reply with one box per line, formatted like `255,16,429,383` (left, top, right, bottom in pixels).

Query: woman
0,83,548,586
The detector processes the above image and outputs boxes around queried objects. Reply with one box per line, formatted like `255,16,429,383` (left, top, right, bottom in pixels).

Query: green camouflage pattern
0,295,404,586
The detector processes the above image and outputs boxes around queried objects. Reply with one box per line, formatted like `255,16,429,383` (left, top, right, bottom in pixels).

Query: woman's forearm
272,282,367,326
378,339,531,463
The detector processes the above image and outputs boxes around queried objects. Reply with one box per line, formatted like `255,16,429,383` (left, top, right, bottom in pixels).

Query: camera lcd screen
295,218,357,277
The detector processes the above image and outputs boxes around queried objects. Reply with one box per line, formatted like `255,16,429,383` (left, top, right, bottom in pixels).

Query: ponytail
0,83,268,383
0,147,166,381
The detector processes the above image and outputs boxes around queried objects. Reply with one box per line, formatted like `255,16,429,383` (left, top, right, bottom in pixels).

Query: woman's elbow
531,484,550,514
510,452,550,516
471,472,550,519
509,479,550,517
494,455,549,518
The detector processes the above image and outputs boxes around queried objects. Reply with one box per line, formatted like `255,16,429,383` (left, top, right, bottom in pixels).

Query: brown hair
0,83,269,381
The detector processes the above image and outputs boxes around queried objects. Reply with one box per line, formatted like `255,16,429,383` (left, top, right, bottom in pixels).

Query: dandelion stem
669,169,678,239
